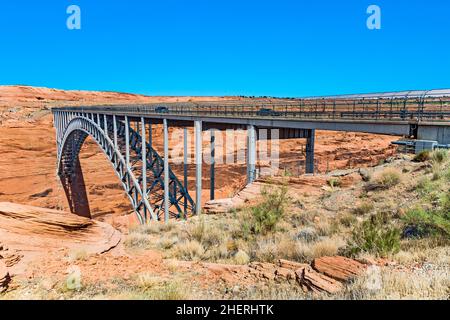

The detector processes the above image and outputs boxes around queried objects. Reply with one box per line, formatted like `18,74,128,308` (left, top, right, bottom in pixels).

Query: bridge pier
306,129,315,174
141,117,148,222
125,116,130,168
163,119,170,223
148,122,153,163
247,125,257,184
184,127,188,216
195,120,202,215
210,129,215,201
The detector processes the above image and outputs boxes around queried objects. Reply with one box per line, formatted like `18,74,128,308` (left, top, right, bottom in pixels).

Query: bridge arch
57,115,195,223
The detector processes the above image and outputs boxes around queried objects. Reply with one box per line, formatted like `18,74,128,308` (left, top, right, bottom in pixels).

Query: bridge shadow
60,157,92,219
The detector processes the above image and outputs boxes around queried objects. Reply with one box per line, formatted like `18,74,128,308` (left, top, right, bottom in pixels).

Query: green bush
346,213,401,257
246,184,289,235
403,195,450,239
413,150,431,162
327,178,342,188
375,169,402,189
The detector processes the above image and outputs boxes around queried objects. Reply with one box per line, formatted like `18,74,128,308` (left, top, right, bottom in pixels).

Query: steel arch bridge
56,113,195,223
53,89,450,224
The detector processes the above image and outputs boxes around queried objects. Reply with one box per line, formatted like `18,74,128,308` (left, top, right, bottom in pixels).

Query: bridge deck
54,94,450,137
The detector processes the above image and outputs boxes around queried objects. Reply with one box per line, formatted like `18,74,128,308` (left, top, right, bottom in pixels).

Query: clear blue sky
0,0,449,97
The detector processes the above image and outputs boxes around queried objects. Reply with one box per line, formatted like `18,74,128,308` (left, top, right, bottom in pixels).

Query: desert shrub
204,242,230,261
189,218,206,242
339,213,358,228
413,150,430,162
233,250,250,265
352,202,374,215
246,184,289,235
315,219,332,236
290,210,318,227
147,282,187,300
131,222,176,235
343,267,450,300
374,168,402,189
415,177,435,195
157,236,178,250
124,233,152,249
173,240,204,261
68,249,89,262
431,149,448,164
188,219,225,249
136,273,160,290
431,165,442,181
252,239,278,262
64,267,83,292
295,227,319,243
402,196,450,239
277,236,305,262
327,177,342,188
294,237,344,262
445,167,450,181
311,238,342,258
346,213,401,257
441,193,450,213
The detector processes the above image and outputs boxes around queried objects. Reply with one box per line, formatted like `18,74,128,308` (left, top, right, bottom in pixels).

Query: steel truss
56,113,195,223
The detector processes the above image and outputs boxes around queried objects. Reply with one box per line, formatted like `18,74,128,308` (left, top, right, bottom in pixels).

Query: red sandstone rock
0,242,22,268
0,202,121,274
277,259,309,271
274,267,296,281
296,265,343,295
312,256,366,282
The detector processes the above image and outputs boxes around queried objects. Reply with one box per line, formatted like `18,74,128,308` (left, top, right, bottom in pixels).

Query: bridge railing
53,97,450,122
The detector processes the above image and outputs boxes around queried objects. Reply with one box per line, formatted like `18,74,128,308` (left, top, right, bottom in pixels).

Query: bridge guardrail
53,97,450,122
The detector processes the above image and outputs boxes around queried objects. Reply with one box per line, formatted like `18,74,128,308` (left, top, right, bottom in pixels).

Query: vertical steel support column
58,112,61,142
210,129,215,200
113,115,118,149
183,127,188,215
103,115,108,152
141,117,148,222
306,129,315,174
54,113,59,150
247,125,257,184
125,116,130,169
148,122,153,162
104,115,108,135
163,119,170,223
194,121,202,215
